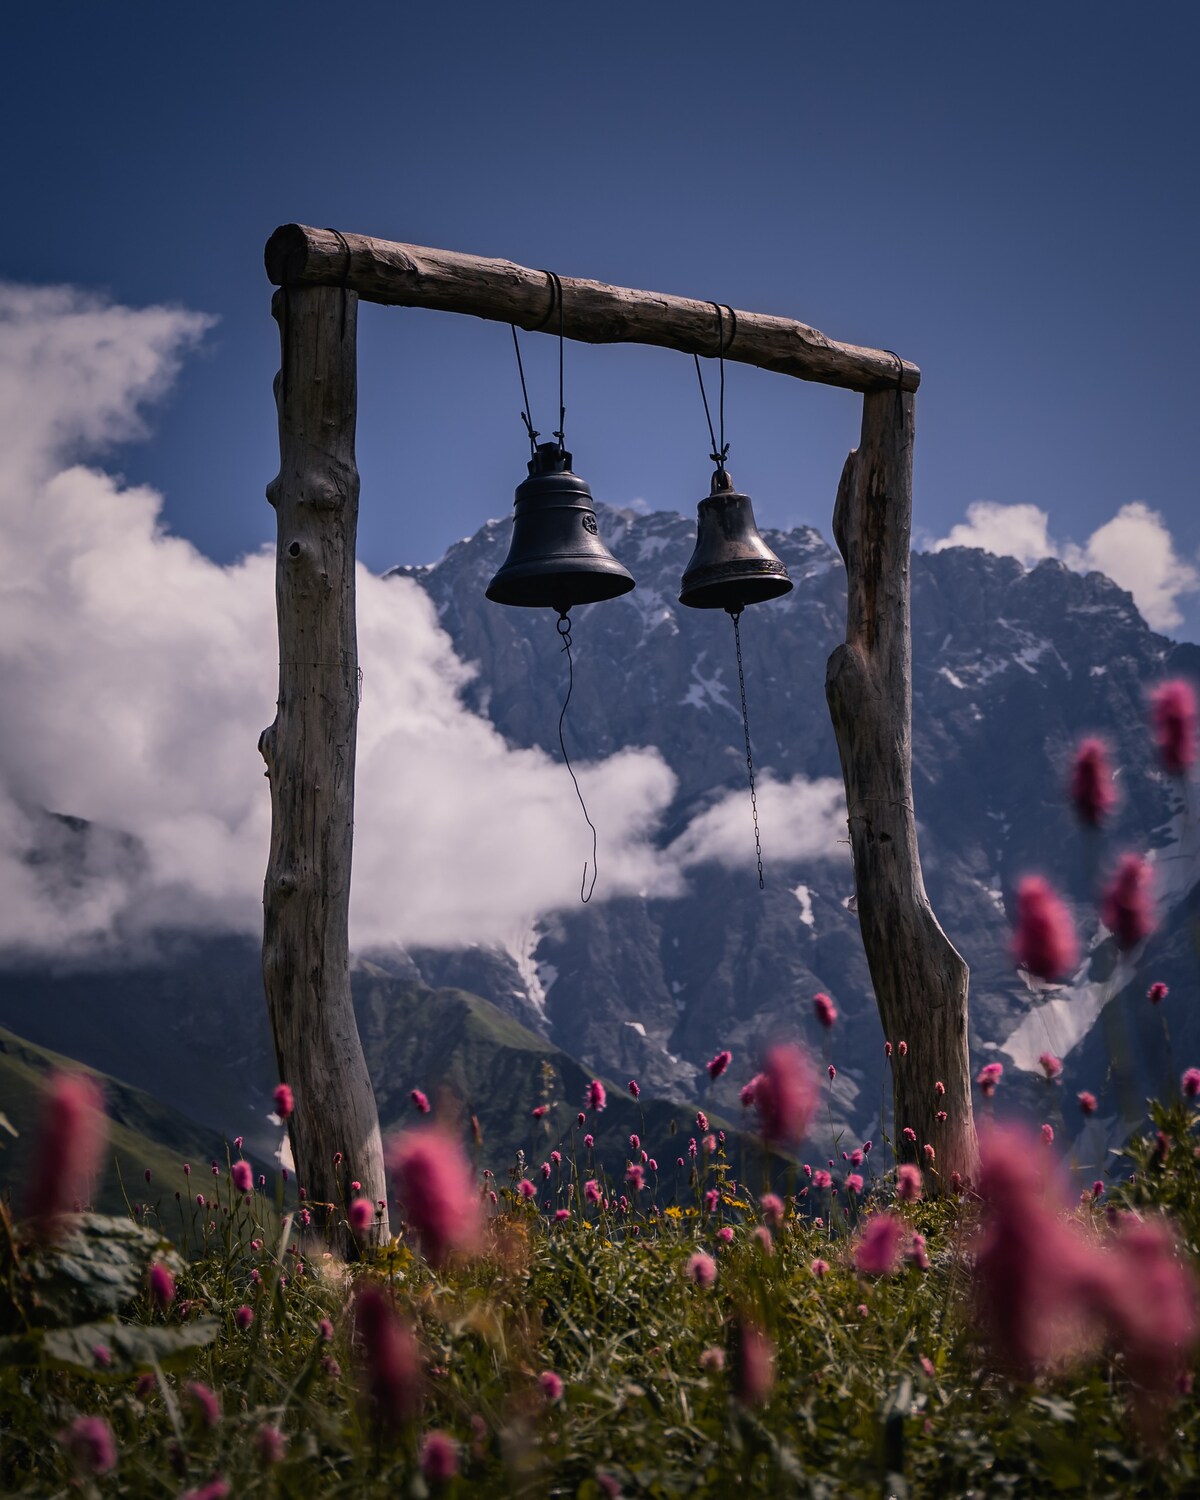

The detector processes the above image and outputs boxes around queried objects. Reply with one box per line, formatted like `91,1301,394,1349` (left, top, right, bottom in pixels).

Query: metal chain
730,608,764,890
556,611,598,903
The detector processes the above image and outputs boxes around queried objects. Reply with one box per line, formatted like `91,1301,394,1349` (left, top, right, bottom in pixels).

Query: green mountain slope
0,1025,230,1226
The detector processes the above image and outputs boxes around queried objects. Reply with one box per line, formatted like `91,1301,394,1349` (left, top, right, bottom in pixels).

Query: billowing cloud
930,499,1199,633
0,281,846,958
667,774,849,872
931,501,1056,570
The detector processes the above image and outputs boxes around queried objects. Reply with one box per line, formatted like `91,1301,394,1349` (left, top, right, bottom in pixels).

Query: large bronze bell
678,467,793,611
486,442,635,613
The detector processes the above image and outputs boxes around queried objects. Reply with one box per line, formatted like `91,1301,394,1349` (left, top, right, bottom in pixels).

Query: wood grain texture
826,389,978,1183
265,224,919,394
259,284,389,1247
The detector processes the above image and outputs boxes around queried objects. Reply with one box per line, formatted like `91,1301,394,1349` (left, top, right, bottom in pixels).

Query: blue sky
4,2,1199,635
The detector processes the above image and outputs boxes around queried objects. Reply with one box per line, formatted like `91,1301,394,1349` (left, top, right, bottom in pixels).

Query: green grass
2,1103,1198,1498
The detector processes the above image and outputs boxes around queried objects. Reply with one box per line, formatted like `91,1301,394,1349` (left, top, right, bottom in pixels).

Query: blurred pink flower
149,1262,175,1308
24,1070,107,1236
231,1160,253,1194
732,1319,774,1405
348,1198,374,1234
1013,876,1078,981
1150,679,1197,775
410,1089,431,1115
235,1305,254,1331
518,1178,536,1199
813,1169,832,1189
273,1083,294,1119
531,1104,549,1119
813,992,837,1029
355,1286,422,1429
716,1225,734,1244
387,1127,480,1267
707,1049,732,1079
896,1165,922,1203
977,1062,1004,1099
419,1429,459,1482
753,1044,817,1146
760,1192,784,1225
686,1251,718,1288
584,1179,601,1205
811,1257,829,1277
847,1173,864,1193
539,1369,564,1401
587,1080,607,1112
59,1415,116,1475
1039,1051,1063,1081
740,1073,763,1107
1070,738,1116,826
1101,854,1156,950
1041,1123,1055,1144
1148,981,1169,1005
255,1425,287,1465
1078,1091,1098,1116
187,1381,221,1429
855,1212,904,1275
699,1346,725,1372
1182,1068,1200,1099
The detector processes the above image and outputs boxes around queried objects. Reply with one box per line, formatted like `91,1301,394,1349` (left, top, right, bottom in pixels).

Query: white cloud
667,774,849,872
0,281,847,958
1062,502,1199,632
931,501,1056,569
930,499,1199,633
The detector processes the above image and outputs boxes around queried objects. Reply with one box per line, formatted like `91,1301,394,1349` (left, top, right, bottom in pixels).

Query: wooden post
826,389,978,1182
260,284,389,1243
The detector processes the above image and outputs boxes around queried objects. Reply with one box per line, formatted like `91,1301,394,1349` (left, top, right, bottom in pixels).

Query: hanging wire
510,325,539,458
729,607,765,890
550,270,566,451
556,611,598,902
692,302,730,471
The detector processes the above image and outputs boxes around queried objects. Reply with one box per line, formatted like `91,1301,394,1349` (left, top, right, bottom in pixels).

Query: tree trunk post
825,388,978,1183
260,284,389,1246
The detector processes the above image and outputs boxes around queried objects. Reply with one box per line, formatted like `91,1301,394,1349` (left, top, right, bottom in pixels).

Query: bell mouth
678,565,792,611
485,565,635,611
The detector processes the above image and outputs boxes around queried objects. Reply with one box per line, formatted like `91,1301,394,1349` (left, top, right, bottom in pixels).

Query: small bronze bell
486,442,635,613
678,468,793,611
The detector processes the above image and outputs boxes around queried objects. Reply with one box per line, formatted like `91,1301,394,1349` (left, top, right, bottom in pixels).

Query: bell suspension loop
728,606,765,890
556,610,598,903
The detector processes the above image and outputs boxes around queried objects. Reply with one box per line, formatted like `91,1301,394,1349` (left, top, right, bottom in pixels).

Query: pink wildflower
811,1257,830,1277
896,1164,922,1203
846,1172,864,1194
538,1369,564,1401
1013,876,1078,981
584,1133,594,1148
885,1041,893,1058
699,1346,725,1372
686,1251,718,1288
628,1079,639,1099
854,1212,905,1275
348,1197,374,1234
908,1232,931,1270
518,1178,537,1199
149,1262,175,1308
187,1382,221,1429
732,1319,774,1405
387,1127,480,1267
354,1285,422,1429
1150,679,1197,775
626,1163,644,1193
235,1305,254,1331
1148,981,1169,1005
410,1089,431,1114
273,1083,294,1119
59,1416,116,1475
977,1062,1003,1098
1101,853,1156,950
934,1080,945,1096
813,992,837,1029
24,1071,107,1236
704,1188,719,1212
1100,1218,1199,1423
753,1043,817,1146
255,1425,287,1465
828,1064,837,1082
1078,1090,1098,1116
716,1225,734,1244
1182,1068,1200,1099
898,1041,908,1057
813,1169,832,1190
231,1160,253,1194
695,1110,709,1133
554,1208,570,1222
849,1148,864,1167
531,1104,549,1119
754,1225,774,1255
1041,1123,1055,1144
902,1126,917,1143
586,1079,607,1112
923,1144,936,1162
1070,738,1116,826
584,1179,601,1205
936,1110,948,1123
419,1430,460,1483
760,1192,784,1225
740,1073,763,1107
707,1049,732,1079
1039,1051,1063,1081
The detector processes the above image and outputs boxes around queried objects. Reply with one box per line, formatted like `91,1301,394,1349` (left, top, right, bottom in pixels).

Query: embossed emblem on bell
678,467,793,611
486,442,635,613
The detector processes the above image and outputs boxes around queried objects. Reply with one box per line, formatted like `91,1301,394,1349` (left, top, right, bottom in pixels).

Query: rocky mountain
390,503,1200,1153
2,504,1197,1169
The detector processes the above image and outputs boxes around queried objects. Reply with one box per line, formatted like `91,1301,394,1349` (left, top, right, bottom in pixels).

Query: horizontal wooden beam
265,224,919,394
